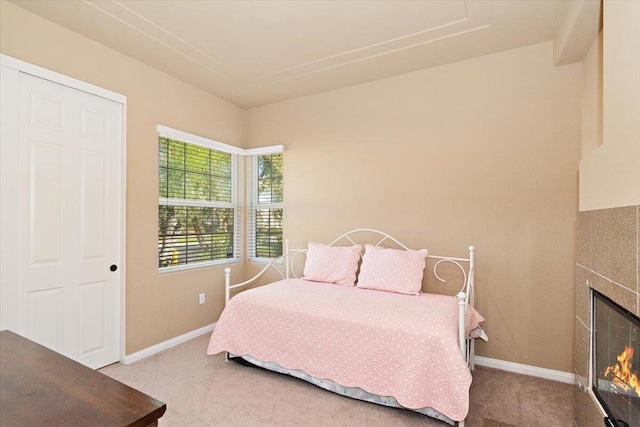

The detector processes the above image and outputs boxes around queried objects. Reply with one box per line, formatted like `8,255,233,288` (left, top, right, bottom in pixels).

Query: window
249,153,283,260
158,127,241,270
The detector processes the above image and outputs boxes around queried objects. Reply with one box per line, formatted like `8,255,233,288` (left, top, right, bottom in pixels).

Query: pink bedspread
207,279,485,421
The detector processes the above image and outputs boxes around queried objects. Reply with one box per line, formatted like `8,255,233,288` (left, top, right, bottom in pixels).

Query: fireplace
592,290,640,427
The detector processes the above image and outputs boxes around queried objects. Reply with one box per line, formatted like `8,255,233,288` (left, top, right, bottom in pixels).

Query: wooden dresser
0,330,166,426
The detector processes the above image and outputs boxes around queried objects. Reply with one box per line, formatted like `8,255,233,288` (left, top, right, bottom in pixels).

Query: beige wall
0,1,585,372
579,0,640,211
581,31,603,158
247,42,582,372
0,2,245,353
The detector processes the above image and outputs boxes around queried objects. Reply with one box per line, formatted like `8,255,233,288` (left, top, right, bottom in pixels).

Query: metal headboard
285,228,474,305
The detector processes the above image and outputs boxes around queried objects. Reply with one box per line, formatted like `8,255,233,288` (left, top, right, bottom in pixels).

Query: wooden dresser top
0,330,166,427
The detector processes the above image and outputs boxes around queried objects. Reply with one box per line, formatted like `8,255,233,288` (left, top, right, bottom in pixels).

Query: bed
207,229,486,426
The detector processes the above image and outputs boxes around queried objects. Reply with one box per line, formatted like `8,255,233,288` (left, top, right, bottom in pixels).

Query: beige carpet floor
100,334,574,426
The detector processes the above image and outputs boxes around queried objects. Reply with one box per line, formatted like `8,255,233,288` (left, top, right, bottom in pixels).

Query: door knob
110,264,118,272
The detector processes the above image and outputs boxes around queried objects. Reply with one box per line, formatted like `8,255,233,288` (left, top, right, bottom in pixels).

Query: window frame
157,125,243,273
247,148,284,263
156,125,284,271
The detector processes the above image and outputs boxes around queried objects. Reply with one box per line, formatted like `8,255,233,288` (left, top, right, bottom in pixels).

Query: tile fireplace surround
574,205,640,426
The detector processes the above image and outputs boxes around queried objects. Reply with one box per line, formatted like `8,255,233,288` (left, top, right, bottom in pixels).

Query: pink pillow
356,244,428,295
303,242,362,286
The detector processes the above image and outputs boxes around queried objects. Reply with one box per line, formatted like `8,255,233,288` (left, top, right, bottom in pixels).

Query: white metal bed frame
223,229,476,425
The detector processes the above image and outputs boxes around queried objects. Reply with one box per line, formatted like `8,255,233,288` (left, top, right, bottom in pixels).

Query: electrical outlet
199,293,205,304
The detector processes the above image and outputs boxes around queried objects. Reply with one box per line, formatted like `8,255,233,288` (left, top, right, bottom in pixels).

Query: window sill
248,257,283,265
158,258,242,275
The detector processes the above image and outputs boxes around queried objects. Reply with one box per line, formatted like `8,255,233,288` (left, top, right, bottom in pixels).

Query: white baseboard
475,356,576,385
120,324,576,386
121,322,216,364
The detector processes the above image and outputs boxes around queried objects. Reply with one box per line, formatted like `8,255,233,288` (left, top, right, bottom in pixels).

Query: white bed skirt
231,353,456,425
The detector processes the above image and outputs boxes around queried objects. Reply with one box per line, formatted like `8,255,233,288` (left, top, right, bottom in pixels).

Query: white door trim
0,54,126,104
0,54,128,363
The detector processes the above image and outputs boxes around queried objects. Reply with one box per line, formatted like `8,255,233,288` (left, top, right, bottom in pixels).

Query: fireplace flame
603,346,640,397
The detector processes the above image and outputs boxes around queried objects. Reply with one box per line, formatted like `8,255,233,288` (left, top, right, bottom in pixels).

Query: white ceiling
10,0,586,109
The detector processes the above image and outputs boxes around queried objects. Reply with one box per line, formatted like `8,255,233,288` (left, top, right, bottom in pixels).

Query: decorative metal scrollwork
433,258,468,295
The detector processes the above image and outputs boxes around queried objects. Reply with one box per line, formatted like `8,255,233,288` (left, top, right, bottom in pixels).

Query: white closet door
1,69,123,369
